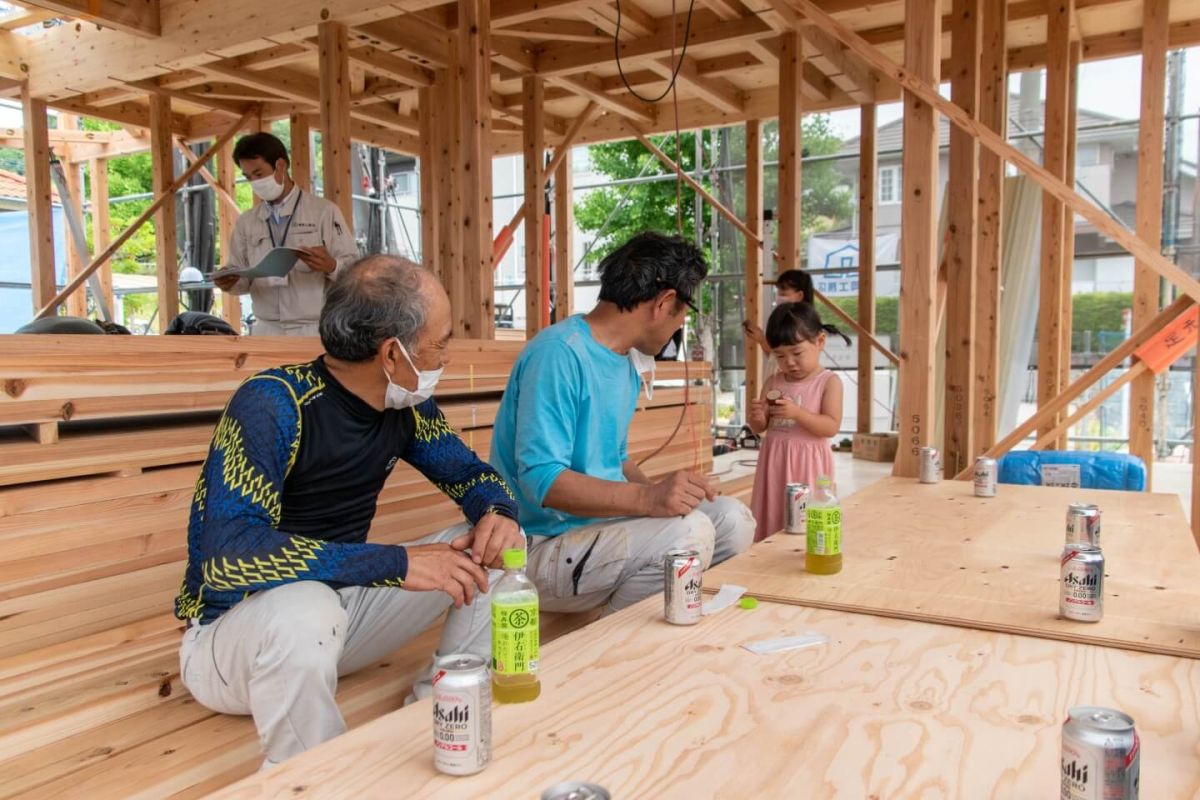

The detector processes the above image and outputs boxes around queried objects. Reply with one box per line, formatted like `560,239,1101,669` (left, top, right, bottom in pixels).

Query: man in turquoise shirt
491,232,755,614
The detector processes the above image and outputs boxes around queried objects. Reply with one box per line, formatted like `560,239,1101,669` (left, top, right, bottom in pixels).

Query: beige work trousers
178,523,498,768
526,497,755,615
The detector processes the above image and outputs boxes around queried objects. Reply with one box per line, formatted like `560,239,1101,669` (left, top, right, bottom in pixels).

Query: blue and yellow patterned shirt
175,358,517,624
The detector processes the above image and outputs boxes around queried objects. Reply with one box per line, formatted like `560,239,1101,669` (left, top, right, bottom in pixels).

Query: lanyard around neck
267,189,302,248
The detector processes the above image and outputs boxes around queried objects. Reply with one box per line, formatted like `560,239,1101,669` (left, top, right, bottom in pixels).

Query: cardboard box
853,432,899,462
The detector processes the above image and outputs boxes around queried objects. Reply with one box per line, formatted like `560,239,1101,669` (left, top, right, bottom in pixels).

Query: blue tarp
0,208,68,333
998,450,1147,491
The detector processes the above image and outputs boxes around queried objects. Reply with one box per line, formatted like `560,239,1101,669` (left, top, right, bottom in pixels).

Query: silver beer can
1060,545,1104,623
973,457,998,498
432,653,492,775
1061,706,1140,799
1066,502,1102,547
784,482,809,534
919,447,941,484
664,548,703,625
541,783,612,800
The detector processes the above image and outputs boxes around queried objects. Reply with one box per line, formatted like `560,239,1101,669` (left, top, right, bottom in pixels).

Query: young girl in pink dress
748,302,847,542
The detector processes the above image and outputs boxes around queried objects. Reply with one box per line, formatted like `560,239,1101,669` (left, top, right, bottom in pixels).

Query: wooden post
554,152,574,320
1062,41,1080,400
943,0,981,477
1037,0,1072,448
974,0,1006,455
418,87,440,277
745,118,764,404
22,85,55,313
777,31,803,274
149,93,179,333
435,64,462,306
522,75,545,340
88,158,114,316
458,0,495,339
893,0,942,478
319,20,354,229
289,113,312,193
1193,343,1200,546
1132,0,1168,481
58,117,89,319
858,103,876,435
217,140,241,333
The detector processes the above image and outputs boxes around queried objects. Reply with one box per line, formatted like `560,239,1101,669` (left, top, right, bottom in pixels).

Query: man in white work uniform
214,133,359,336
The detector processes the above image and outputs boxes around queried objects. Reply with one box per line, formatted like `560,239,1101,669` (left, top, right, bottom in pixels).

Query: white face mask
250,173,285,202
630,348,656,401
382,338,444,409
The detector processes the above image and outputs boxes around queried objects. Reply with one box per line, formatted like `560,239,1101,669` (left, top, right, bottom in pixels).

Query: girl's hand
748,399,768,427
767,395,801,421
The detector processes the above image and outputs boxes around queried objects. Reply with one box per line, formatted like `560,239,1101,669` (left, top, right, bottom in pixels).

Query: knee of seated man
708,496,756,555
661,510,717,568
258,581,348,667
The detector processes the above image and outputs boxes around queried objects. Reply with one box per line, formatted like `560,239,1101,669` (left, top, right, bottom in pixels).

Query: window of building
879,166,900,205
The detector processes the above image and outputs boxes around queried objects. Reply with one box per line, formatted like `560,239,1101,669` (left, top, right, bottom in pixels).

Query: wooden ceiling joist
18,0,160,37
645,56,744,114
491,0,601,28
352,18,452,68
550,73,655,124
124,79,254,118
348,45,435,87
491,19,608,43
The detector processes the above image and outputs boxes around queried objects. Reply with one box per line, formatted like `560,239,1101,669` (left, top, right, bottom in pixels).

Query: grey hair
319,255,431,361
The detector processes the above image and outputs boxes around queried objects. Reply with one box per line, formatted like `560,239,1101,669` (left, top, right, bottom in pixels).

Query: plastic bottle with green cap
491,546,540,703
805,475,843,575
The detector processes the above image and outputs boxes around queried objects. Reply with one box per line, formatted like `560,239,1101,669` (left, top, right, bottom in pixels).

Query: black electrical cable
613,0,698,104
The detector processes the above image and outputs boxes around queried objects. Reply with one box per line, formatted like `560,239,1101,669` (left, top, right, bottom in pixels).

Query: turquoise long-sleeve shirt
489,315,641,537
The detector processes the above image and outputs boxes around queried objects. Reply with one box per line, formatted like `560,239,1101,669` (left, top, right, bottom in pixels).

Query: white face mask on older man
382,338,444,410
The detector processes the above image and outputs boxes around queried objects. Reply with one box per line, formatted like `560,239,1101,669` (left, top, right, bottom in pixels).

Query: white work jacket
225,188,359,328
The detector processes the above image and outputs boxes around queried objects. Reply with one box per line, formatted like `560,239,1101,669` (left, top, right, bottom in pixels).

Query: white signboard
1041,464,1082,489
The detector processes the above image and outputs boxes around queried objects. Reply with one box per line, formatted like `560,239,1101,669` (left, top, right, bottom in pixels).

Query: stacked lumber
0,336,713,798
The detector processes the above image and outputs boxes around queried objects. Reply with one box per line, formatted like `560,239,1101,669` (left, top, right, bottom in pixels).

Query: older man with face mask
214,132,359,336
176,255,523,768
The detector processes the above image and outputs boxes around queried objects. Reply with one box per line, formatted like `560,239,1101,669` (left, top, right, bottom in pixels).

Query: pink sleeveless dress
750,369,837,542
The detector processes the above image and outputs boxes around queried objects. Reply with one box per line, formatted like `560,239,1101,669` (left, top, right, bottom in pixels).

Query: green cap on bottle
502,547,527,569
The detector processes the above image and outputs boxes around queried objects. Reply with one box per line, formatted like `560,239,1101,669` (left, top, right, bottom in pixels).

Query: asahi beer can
1061,706,1140,799
919,447,942,484
973,457,998,498
1066,503,1102,547
664,548,703,625
432,653,492,775
1060,545,1105,623
541,783,612,800
784,482,810,534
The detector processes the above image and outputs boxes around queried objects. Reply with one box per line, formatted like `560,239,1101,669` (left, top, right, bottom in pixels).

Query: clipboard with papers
213,247,305,280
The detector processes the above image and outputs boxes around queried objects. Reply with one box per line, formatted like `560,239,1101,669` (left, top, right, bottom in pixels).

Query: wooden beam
535,10,772,78
554,152,573,320
148,94,178,333
124,79,252,118
1037,0,1072,451
745,118,764,405
973,0,1005,456
492,19,609,43
776,31,802,274
798,18,874,102
35,107,257,320
418,86,440,276
857,102,876,435
216,141,241,333
18,0,160,37
892,0,941,478
942,0,981,478
289,114,312,192
786,0,1200,332
958,295,1195,474
22,86,55,314
646,56,744,114
492,0,597,26
550,73,655,125
58,114,87,318
348,45,435,88
523,75,546,338
351,18,452,69
457,0,495,339
1131,0,1168,481
319,21,355,231
89,158,113,315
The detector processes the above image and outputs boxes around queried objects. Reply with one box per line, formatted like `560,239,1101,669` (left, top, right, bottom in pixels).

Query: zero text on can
1060,545,1104,623
1061,705,1139,799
